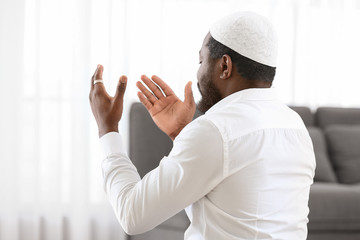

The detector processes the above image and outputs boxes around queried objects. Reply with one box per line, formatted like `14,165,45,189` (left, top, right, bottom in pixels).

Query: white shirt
100,88,316,239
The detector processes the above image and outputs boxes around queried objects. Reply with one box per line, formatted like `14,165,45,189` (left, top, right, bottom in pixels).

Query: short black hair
207,35,276,83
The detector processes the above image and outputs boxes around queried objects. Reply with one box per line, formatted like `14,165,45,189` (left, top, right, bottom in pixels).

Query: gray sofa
127,103,360,240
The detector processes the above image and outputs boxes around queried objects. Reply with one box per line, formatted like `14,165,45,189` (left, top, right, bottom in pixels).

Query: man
89,12,316,240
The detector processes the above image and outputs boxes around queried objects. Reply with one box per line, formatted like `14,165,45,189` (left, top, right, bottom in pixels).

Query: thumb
114,75,127,104
184,81,195,107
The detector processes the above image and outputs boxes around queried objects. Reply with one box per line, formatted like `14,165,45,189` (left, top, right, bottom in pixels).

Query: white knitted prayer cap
209,11,278,67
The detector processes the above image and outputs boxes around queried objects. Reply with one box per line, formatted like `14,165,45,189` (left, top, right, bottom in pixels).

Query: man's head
196,12,278,113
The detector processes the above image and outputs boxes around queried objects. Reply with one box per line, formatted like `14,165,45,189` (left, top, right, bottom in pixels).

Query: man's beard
197,76,222,113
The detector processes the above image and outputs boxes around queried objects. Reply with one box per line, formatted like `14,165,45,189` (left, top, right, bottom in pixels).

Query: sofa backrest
289,106,315,127
129,103,173,178
316,107,360,128
129,103,205,177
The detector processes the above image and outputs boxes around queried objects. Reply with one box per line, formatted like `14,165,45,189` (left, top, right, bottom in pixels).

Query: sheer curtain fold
0,0,25,229
1,0,360,239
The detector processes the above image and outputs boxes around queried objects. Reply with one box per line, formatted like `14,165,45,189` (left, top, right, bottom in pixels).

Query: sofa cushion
316,107,360,128
307,127,337,182
325,125,360,184
308,182,360,231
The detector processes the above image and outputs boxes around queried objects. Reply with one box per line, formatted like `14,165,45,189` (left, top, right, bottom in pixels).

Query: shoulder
168,115,225,169
175,115,223,143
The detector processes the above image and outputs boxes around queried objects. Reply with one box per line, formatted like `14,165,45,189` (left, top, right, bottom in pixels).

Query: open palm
136,75,196,140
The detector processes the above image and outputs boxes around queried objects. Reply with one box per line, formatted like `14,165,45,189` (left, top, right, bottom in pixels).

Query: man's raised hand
89,64,127,137
136,75,196,140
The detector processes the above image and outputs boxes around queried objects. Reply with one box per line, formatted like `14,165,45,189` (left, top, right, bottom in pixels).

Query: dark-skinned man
89,11,315,240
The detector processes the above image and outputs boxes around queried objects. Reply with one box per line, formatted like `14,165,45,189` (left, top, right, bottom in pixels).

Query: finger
91,64,100,90
114,75,127,105
137,91,153,111
93,64,105,91
151,75,175,96
184,81,195,107
95,64,103,80
141,75,165,99
136,80,158,104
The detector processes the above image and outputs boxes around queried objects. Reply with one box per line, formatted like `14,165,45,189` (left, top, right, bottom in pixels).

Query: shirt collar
206,88,278,114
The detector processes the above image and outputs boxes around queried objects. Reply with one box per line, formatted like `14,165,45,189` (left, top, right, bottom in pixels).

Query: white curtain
1,0,360,239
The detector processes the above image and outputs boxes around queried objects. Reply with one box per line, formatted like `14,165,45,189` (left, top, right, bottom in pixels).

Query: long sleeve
100,118,224,235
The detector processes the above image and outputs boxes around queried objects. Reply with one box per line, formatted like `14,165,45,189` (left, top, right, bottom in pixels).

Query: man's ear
219,54,232,79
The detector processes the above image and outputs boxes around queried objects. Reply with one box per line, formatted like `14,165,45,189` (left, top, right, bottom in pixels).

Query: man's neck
221,79,272,99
